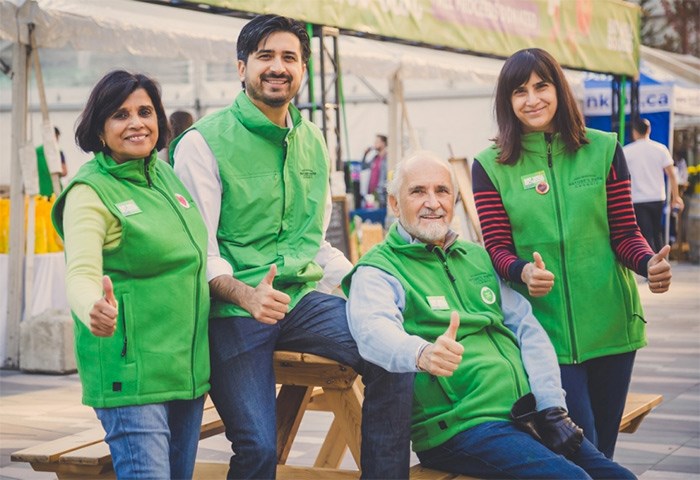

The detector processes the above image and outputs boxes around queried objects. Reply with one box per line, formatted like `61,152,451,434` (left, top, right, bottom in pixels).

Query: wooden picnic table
11,351,663,479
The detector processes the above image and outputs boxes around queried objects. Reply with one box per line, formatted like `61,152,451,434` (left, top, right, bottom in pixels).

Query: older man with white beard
341,151,636,479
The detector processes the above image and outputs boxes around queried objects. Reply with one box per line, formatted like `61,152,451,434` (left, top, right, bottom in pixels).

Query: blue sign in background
583,72,672,147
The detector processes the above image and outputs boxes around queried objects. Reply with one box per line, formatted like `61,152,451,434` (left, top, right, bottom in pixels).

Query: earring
100,138,105,148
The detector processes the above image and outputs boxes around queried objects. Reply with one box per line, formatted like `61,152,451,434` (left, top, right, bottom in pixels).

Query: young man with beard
171,14,412,480
343,151,636,479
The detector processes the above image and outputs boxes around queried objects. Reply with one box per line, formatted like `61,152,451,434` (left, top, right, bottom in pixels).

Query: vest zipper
545,134,579,363
484,327,523,397
432,246,523,398
151,178,205,396
144,160,153,187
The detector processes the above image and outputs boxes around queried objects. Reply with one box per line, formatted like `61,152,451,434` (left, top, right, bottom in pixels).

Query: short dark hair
493,48,588,165
75,70,169,155
632,117,651,136
168,110,195,140
237,14,310,65
377,134,388,146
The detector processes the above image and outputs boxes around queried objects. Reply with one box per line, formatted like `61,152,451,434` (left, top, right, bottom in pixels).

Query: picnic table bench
11,351,663,479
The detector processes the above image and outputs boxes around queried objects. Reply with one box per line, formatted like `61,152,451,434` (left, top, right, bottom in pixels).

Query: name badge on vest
521,171,547,190
427,296,449,310
115,200,142,216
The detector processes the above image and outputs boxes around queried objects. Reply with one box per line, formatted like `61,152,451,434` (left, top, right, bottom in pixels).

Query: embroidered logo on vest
480,286,496,305
299,168,318,179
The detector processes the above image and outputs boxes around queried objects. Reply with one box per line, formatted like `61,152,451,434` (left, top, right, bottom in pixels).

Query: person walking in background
472,48,673,459
361,134,388,208
172,14,412,479
158,110,194,161
36,126,68,196
344,151,635,479
51,70,210,479
623,118,684,252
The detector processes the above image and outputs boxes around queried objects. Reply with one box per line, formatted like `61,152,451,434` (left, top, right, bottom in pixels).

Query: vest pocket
118,293,134,364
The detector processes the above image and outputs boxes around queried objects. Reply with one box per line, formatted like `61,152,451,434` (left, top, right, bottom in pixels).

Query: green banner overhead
190,0,640,76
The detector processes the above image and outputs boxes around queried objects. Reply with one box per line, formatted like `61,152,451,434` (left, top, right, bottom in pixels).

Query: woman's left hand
647,245,672,294
521,252,555,297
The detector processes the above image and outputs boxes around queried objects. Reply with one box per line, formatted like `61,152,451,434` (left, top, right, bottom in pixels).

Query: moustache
419,208,447,217
262,73,293,82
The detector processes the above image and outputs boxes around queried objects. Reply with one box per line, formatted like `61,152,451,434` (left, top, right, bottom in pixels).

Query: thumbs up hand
521,251,555,297
245,264,291,325
417,311,464,376
88,275,119,337
647,245,672,294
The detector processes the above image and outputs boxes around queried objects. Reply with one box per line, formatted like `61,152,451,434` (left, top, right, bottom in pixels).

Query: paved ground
1,263,698,479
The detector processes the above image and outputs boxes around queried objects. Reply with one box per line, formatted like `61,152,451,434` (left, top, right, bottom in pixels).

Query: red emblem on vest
536,181,550,195
175,193,190,208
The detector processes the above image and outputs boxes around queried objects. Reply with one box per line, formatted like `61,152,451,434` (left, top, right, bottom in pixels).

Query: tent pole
387,72,400,173
5,31,30,369
618,74,627,143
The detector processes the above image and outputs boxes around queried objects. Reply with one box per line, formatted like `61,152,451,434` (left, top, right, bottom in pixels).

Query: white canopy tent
0,0,518,367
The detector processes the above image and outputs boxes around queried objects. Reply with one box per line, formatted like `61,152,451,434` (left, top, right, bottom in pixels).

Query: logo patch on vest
299,168,317,179
175,193,190,208
569,175,603,189
480,287,496,305
427,296,449,310
115,200,142,216
521,171,547,190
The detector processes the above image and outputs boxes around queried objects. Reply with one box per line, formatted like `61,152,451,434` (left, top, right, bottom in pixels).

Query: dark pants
634,201,664,252
207,291,413,479
560,351,637,459
417,421,636,479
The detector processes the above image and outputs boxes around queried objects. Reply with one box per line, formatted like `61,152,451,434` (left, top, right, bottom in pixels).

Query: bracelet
415,343,430,372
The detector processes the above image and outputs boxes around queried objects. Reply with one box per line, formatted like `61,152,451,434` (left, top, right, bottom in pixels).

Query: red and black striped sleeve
607,144,654,276
472,159,528,283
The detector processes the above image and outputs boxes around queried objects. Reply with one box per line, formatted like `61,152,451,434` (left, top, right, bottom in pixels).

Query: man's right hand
417,311,464,376
243,264,291,325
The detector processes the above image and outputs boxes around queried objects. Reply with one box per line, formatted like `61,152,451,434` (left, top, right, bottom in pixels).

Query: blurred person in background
623,118,683,251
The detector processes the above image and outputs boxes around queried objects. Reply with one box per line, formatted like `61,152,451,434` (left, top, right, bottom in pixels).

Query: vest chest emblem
175,193,190,208
480,286,496,305
115,200,142,216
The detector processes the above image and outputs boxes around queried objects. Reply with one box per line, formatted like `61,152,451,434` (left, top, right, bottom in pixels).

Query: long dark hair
494,48,588,165
75,70,169,155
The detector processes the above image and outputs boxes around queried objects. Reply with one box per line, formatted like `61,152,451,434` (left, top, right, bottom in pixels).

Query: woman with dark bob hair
51,70,210,478
473,48,673,460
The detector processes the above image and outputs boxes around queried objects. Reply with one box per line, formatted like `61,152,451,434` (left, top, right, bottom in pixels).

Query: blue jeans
417,421,636,479
560,351,636,459
95,395,205,479
208,291,413,479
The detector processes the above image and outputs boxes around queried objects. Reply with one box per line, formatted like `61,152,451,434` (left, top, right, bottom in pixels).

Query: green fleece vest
52,151,210,408
343,224,530,451
475,129,645,364
172,92,328,318
36,145,54,196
